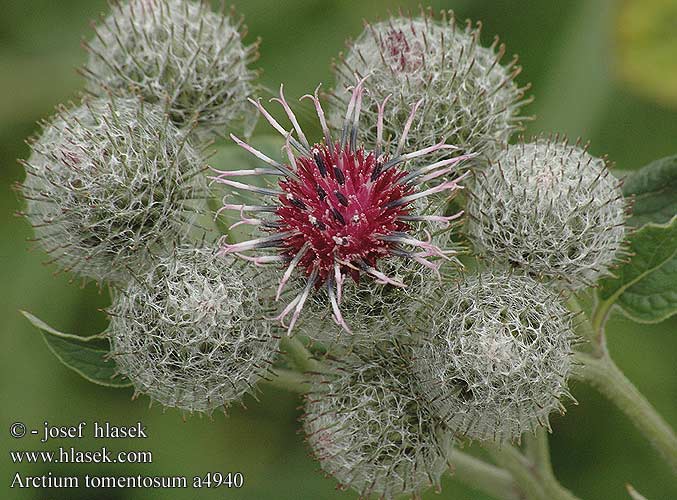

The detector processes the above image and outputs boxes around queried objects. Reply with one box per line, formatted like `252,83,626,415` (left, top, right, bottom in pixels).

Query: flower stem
589,297,613,349
526,430,579,500
487,444,580,500
449,451,524,500
568,296,677,472
486,445,546,500
524,428,553,478
573,351,677,472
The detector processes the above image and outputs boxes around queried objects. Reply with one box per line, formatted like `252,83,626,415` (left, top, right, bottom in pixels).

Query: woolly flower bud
20,97,205,284
413,270,574,442
467,139,626,288
331,11,528,162
108,247,279,412
84,0,258,136
303,340,451,499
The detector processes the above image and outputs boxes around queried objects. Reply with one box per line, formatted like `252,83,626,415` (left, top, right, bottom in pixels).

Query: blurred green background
2,0,676,498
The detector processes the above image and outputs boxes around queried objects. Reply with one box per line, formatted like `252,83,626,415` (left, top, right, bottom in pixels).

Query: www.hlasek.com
11,446,152,464
8,420,244,491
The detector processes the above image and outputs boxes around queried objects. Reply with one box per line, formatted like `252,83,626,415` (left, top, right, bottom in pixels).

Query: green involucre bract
303,340,451,499
108,247,279,412
467,138,627,288
84,0,258,136
20,97,205,284
330,11,528,164
413,270,575,442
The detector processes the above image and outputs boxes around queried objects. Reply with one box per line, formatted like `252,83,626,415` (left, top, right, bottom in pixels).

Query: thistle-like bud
303,340,451,498
108,247,279,412
330,10,529,163
19,97,205,284
466,138,627,288
83,0,258,136
413,270,575,443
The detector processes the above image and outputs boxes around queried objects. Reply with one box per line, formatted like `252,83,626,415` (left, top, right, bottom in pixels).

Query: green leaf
597,216,677,324
21,310,131,388
622,155,677,227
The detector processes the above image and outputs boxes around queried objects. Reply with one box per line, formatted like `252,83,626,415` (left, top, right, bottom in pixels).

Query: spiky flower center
277,143,412,284
213,79,468,333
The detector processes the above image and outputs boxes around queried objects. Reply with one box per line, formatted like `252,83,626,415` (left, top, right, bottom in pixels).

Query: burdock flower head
467,137,627,288
83,0,259,137
109,246,279,413
212,77,470,333
303,340,452,498
413,269,575,442
331,10,530,164
19,96,205,285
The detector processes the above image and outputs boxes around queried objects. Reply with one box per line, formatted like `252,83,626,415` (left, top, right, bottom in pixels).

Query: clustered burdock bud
330,10,529,164
413,269,575,442
467,138,627,288
108,246,280,412
213,79,469,333
83,0,259,136
303,340,451,499
19,97,205,284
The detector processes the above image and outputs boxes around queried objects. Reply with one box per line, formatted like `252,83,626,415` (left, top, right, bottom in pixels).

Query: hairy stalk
590,297,613,347
524,429,579,500
569,297,677,472
524,429,553,478
449,451,524,500
487,445,547,500
574,351,677,472
487,444,580,500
